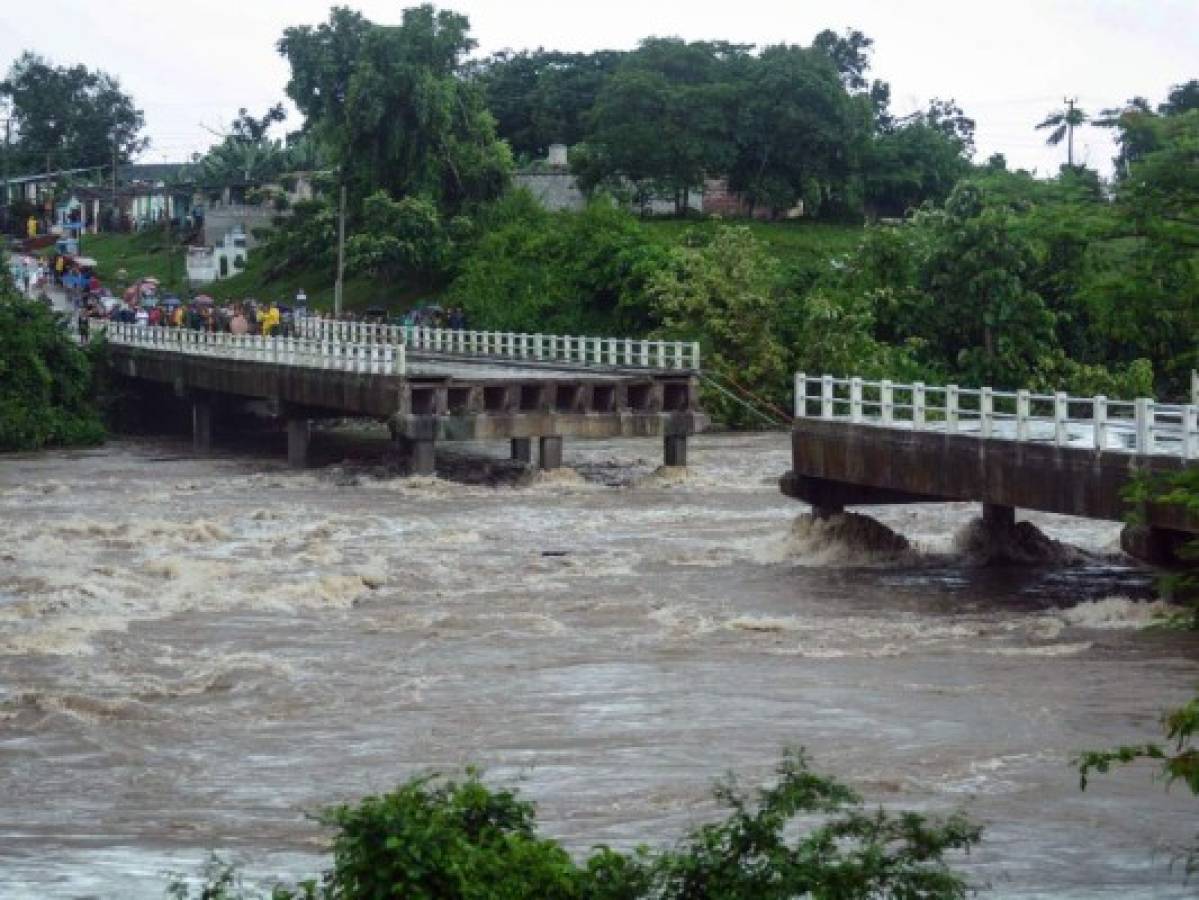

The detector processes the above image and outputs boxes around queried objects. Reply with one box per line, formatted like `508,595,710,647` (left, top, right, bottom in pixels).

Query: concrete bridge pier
390,418,437,476
539,436,563,470
287,418,311,468
511,438,533,466
192,397,213,453
408,439,436,476
663,434,688,467
982,503,1016,532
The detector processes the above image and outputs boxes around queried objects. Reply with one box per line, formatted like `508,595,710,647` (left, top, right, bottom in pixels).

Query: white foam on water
979,642,1094,657
1056,596,1176,629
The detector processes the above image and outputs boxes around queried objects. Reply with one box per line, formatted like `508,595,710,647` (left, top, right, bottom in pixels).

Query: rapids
0,431,1195,897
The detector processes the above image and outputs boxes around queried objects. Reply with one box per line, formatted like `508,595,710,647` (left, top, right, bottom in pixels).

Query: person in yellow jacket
261,301,281,337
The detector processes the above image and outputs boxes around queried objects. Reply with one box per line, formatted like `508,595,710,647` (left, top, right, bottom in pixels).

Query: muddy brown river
1,431,1196,897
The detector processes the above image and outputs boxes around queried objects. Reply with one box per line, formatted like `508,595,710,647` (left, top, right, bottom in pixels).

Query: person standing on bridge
261,301,281,337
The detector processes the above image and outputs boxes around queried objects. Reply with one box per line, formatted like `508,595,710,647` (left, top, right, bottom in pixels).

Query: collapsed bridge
95,320,708,473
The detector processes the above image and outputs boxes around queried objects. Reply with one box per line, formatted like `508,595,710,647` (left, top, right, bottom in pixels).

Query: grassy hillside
80,229,189,295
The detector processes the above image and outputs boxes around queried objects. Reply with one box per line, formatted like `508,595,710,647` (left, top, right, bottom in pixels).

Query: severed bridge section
781,374,1199,564
95,321,707,474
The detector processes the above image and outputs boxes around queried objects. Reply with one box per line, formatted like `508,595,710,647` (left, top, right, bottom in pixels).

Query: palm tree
1036,99,1090,167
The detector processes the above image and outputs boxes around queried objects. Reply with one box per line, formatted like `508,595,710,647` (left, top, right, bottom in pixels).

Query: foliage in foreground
167,750,981,899
0,269,105,450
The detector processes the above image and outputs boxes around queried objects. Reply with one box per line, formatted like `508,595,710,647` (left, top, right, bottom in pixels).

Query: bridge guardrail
91,322,407,376
794,373,1199,459
296,317,700,372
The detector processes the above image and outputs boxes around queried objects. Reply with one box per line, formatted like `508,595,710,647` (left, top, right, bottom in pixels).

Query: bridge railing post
980,387,994,438
820,375,834,419
1185,405,1199,459
849,377,863,423
1054,392,1069,446
913,382,926,429
880,379,893,425
946,385,959,433
1016,390,1031,441
1192,371,1198,407
1135,397,1153,454
794,373,806,418
1093,395,1108,451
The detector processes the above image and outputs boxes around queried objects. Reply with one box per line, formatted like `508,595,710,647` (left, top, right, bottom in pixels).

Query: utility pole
1,119,10,235
334,180,346,317
111,135,118,233
1064,96,1077,169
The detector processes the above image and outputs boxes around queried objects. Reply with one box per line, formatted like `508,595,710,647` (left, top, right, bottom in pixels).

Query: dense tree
863,102,973,217
577,39,744,213
471,49,624,159
0,52,148,174
811,28,874,92
1085,109,1199,389
278,4,511,216
727,44,870,217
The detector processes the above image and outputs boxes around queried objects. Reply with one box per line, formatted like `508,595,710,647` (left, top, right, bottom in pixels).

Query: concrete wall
514,172,587,212
203,205,279,249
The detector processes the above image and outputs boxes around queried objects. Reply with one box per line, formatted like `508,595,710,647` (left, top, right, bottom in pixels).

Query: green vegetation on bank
170,750,980,899
0,254,104,451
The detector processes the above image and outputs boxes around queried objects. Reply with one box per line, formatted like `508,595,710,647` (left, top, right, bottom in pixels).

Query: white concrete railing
296,317,700,372
94,322,406,375
794,373,1199,460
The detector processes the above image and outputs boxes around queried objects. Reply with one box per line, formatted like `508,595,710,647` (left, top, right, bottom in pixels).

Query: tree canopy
277,4,511,216
0,52,147,174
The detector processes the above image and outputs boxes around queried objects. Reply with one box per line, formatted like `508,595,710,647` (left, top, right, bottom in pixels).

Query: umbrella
73,256,98,268
142,276,160,285
162,296,182,308
192,295,214,307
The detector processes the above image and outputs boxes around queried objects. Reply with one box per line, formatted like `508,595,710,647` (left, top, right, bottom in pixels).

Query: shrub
168,750,980,899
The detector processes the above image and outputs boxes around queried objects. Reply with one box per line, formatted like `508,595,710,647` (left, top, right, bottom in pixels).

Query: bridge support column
287,419,311,468
407,439,436,476
663,434,688,467
511,437,533,465
982,503,1016,531
539,436,563,470
192,398,213,454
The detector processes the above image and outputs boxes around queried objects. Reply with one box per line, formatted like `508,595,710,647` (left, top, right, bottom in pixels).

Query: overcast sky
2,0,1195,176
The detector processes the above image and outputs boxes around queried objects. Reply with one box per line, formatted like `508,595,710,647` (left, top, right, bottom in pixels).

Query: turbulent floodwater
1,430,1197,898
